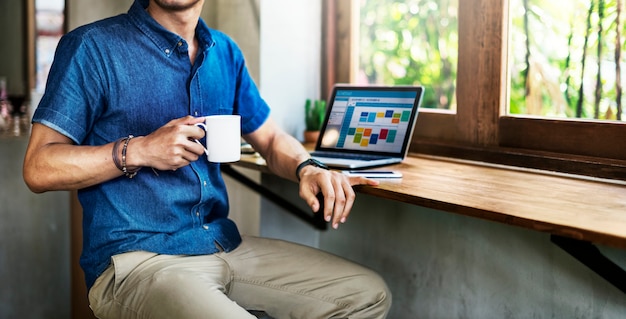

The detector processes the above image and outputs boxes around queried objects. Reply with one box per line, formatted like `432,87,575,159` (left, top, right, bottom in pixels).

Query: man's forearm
23,125,121,193
263,131,310,182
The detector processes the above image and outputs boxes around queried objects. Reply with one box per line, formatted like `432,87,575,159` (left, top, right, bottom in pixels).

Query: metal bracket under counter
551,235,626,294
220,165,328,231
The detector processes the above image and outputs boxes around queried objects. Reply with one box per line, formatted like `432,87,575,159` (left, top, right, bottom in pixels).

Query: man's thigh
88,238,390,319
222,236,390,319
88,251,256,319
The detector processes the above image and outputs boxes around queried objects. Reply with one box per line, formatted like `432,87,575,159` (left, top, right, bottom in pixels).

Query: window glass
35,0,65,93
357,0,458,110
509,0,625,121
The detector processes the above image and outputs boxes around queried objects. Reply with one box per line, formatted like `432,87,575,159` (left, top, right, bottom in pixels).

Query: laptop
310,85,424,169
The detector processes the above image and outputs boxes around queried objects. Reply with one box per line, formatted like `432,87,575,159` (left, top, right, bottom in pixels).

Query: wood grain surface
232,153,626,249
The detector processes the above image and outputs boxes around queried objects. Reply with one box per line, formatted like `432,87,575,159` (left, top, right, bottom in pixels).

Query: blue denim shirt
33,0,270,289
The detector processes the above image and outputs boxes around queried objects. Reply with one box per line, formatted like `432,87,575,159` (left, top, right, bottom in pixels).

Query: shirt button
165,49,171,54
204,181,207,186
196,211,200,217
202,225,209,230
178,41,183,47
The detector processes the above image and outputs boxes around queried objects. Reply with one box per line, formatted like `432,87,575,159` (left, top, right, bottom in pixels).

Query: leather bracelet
112,137,125,172
121,135,141,178
295,158,329,181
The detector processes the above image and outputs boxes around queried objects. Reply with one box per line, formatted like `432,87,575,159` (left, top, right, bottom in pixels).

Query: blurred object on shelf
0,84,32,137
8,95,26,117
0,77,11,133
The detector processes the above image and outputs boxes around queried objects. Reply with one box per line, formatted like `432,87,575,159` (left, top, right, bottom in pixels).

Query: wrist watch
296,158,329,181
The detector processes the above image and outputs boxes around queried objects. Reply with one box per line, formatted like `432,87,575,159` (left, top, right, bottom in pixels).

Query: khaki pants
88,236,391,319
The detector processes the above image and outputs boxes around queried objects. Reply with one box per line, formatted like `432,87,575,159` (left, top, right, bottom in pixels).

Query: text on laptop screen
320,89,418,153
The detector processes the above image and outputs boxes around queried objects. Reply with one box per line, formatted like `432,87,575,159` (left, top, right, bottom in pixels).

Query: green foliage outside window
510,0,624,121
359,0,625,121
358,0,458,110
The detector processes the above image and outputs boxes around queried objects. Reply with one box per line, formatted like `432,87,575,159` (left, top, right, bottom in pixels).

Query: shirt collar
128,0,215,57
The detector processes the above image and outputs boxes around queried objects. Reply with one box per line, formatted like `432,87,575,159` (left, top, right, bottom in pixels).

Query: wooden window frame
322,0,626,181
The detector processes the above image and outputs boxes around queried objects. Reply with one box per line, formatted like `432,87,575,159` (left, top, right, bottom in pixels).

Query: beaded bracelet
112,135,141,178
121,135,141,178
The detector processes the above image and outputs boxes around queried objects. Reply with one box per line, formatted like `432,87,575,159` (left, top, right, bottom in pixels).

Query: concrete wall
203,0,261,84
0,137,71,319
67,0,131,30
259,174,626,318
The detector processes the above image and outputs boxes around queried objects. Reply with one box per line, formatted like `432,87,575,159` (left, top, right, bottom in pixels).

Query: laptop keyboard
311,151,388,161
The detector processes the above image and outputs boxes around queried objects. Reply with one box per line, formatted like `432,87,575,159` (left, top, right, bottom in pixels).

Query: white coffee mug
194,115,241,163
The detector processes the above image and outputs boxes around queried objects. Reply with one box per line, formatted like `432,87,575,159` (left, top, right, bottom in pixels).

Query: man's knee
350,270,392,318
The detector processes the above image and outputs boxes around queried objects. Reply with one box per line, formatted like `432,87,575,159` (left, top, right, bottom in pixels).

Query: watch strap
295,158,329,181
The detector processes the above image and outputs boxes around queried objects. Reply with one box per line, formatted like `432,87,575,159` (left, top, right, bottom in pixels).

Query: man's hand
128,116,207,171
298,166,379,229
241,118,379,229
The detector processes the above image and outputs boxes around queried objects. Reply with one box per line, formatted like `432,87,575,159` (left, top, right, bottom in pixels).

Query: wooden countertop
232,153,626,249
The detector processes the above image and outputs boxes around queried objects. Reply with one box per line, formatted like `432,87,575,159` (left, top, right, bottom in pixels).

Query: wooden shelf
233,153,626,249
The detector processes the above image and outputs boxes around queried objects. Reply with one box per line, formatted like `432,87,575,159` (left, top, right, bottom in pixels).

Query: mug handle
194,123,210,156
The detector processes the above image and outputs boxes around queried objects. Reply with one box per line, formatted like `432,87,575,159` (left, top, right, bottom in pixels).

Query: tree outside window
357,0,458,111
510,0,624,121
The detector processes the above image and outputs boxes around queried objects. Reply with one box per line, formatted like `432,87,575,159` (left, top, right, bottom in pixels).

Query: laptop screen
315,85,424,157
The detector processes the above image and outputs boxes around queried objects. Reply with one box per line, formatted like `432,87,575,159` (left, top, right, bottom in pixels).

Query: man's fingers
322,186,336,223
300,183,322,213
327,178,347,229
299,169,375,229
338,180,356,224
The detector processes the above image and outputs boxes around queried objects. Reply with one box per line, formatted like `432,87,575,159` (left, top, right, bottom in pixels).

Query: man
23,0,391,318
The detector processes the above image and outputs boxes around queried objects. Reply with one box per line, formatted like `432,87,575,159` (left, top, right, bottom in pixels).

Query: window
510,0,624,122
34,0,65,93
356,0,458,111
323,0,626,180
